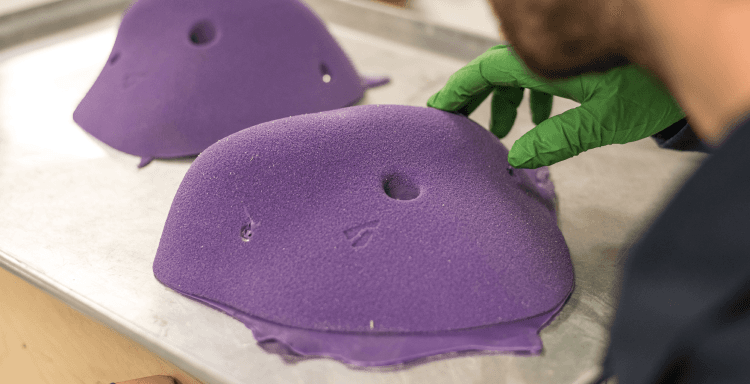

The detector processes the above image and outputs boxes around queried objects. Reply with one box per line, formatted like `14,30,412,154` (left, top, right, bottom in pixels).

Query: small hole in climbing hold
240,224,253,242
189,20,217,45
108,52,120,65
507,166,514,176
320,63,332,83
383,173,420,201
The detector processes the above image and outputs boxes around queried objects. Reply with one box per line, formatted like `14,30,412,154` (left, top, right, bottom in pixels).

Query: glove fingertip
531,106,553,125
531,101,553,124
529,91,554,125
508,145,535,169
508,156,538,169
426,92,440,108
490,119,512,139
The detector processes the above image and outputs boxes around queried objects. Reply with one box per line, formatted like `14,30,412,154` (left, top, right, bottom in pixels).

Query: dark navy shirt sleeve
601,113,750,384
651,118,715,153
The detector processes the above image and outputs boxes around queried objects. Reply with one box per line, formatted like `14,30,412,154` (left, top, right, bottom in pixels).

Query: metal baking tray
0,0,706,383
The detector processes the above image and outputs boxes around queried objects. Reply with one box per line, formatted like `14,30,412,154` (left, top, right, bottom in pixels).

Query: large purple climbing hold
153,105,574,366
74,0,381,167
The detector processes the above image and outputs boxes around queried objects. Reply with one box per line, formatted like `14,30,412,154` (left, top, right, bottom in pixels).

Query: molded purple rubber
73,0,385,167
184,290,568,367
153,105,574,366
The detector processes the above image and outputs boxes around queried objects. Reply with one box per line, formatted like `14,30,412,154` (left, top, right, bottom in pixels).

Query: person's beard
488,0,637,79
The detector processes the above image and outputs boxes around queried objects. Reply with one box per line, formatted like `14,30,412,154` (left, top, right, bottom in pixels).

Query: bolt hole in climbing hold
320,62,332,83
189,20,217,46
108,52,120,65
240,223,253,242
507,165,514,176
383,173,420,201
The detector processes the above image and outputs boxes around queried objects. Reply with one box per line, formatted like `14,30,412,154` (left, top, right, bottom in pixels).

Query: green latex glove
427,45,686,168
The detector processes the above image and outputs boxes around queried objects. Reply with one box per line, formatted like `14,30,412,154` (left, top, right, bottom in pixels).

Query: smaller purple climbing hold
73,0,387,167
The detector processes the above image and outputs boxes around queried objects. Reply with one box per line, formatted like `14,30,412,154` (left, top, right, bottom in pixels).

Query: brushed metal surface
0,3,705,384
0,0,502,59
0,0,129,50
0,0,60,16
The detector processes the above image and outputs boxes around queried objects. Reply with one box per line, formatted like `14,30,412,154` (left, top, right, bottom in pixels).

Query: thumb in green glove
427,45,685,169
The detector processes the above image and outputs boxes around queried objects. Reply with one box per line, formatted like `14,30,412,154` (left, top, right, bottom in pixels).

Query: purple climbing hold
73,0,386,167
153,105,574,366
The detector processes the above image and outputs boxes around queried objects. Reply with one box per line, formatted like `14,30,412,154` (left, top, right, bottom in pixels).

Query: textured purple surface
73,0,373,166
153,105,574,364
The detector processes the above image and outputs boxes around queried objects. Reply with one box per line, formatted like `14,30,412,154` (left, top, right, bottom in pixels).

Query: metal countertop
0,1,707,383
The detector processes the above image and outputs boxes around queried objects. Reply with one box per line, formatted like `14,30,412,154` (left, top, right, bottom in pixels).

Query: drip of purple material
362,75,391,89
73,0,386,167
153,105,574,366
184,291,567,367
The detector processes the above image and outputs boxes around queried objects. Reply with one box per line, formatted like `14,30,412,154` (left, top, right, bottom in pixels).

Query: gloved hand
427,45,686,168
